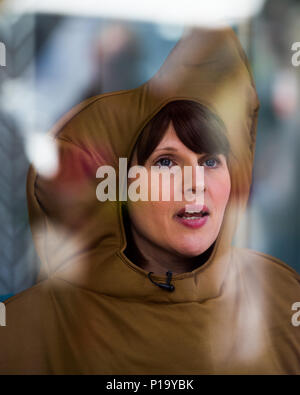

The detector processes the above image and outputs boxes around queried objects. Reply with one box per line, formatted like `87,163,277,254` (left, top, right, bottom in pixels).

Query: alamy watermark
96,158,205,210
0,302,6,326
291,302,300,327
0,41,6,67
291,42,300,67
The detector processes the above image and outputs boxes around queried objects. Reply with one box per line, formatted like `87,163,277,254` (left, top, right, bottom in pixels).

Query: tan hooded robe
0,25,300,374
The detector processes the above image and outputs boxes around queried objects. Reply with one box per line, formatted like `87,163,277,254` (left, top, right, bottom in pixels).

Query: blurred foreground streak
0,14,40,300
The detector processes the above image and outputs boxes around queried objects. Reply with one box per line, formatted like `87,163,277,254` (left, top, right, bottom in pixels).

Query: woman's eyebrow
155,147,179,152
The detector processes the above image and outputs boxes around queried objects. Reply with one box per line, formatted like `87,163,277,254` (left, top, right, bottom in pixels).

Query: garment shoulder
0,281,53,374
232,247,300,296
3,279,50,307
234,247,300,277
1,280,52,338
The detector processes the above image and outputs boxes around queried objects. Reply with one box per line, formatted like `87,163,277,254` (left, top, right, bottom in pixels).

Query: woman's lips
174,205,209,229
174,214,208,229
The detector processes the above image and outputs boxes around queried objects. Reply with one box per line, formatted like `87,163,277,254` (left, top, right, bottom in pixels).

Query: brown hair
132,99,230,166
122,100,229,269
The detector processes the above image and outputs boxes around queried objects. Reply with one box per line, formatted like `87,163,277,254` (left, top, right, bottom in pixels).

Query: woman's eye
155,157,174,168
203,157,220,168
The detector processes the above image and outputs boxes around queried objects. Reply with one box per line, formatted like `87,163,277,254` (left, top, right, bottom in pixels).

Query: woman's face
127,122,231,258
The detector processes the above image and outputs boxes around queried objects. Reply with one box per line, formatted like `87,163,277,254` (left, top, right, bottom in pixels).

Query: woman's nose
182,164,205,200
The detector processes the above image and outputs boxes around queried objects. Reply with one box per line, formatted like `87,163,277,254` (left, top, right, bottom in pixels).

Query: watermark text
96,158,205,210
0,302,6,326
291,42,300,67
291,302,300,327
0,41,6,67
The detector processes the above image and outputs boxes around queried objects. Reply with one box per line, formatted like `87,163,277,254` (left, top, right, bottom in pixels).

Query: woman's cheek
130,201,161,231
207,170,231,209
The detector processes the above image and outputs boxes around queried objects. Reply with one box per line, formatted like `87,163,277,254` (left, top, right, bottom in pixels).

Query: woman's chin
174,243,211,258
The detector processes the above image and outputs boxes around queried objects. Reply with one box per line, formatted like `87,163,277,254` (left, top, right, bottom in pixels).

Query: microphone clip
148,270,175,292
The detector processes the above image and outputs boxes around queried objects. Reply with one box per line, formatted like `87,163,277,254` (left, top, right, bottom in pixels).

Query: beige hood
26,25,259,302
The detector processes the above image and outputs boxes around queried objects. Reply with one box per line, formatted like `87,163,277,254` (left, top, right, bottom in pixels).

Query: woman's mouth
174,205,209,229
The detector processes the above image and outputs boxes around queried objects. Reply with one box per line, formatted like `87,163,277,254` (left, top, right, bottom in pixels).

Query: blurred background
0,0,299,301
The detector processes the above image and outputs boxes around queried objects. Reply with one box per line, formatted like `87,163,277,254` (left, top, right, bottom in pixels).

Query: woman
123,99,231,277
0,26,300,374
